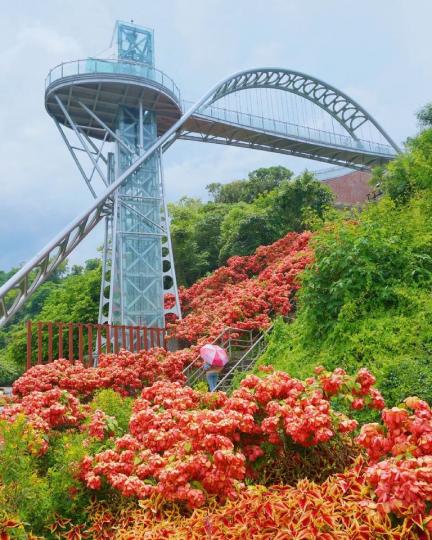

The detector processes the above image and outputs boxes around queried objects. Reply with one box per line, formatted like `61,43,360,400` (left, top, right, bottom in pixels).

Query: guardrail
45,58,181,103
215,325,273,392
183,327,259,388
25,321,166,369
184,100,396,157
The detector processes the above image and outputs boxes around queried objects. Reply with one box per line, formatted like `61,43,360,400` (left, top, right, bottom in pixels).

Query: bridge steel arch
208,68,400,151
0,67,400,327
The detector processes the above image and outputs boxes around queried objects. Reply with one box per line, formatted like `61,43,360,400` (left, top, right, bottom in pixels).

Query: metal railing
46,58,181,103
183,326,262,389
183,100,396,157
215,325,273,392
25,320,166,369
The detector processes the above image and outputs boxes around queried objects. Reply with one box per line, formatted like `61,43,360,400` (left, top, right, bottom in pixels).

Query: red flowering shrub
12,348,189,399
315,365,385,410
87,459,423,540
81,368,383,508
1,388,84,435
357,397,432,526
173,232,312,343
86,410,117,441
4,229,432,537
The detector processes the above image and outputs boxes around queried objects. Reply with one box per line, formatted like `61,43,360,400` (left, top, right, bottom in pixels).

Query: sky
0,0,431,270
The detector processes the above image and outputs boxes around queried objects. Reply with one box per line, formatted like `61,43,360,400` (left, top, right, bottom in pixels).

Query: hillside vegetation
0,168,331,384
169,167,332,285
2,121,432,537
260,127,432,405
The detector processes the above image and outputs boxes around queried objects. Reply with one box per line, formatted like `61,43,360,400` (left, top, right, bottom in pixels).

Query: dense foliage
0,166,331,383
2,126,432,537
175,231,312,343
259,129,432,408
170,167,332,285
0,260,101,385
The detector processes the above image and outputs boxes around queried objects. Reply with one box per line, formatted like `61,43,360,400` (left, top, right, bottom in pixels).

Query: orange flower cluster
80,368,383,508
173,232,312,343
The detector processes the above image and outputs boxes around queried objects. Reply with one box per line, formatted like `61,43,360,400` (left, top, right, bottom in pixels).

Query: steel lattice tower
45,21,182,330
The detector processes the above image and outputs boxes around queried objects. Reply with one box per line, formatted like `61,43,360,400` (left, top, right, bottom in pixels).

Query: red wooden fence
26,321,167,370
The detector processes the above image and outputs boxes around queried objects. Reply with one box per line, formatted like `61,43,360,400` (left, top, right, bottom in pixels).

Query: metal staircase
183,325,272,392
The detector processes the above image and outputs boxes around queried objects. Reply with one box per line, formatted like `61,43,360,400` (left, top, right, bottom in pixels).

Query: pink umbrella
199,344,229,368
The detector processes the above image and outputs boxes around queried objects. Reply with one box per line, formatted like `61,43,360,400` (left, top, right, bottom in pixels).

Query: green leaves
259,129,432,409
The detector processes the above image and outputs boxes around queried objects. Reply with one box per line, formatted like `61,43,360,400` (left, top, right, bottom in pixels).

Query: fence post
58,323,63,358
121,325,126,349
113,326,119,353
78,324,83,363
128,326,134,352
87,324,93,367
97,325,102,356
143,327,148,350
47,322,53,363
137,327,142,351
106,324,111,354
26,320,32,370
37,322,43,364
68,323,74,362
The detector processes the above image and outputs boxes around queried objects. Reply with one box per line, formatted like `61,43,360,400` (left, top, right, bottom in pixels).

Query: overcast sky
0,0,431,270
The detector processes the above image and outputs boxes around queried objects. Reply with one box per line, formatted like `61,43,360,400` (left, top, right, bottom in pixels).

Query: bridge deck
182,103,397,169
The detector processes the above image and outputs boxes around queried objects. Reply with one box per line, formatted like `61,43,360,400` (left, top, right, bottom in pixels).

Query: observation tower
45,21,182,328
0,20,400,329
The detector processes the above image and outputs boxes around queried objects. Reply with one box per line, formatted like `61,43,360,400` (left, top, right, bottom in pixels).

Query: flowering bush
81,367,383,508
172,232,312,343
12,348,190,399
357,397,432,526
1,388,84,436
2,230,432,537
86,461,421,540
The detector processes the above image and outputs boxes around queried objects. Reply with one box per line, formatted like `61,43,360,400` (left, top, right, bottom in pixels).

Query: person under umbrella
199,344,229,391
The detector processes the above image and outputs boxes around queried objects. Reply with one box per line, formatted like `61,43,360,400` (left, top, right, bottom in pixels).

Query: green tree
193,204,226,271
0,261,101,372
218,204,278,262
169,198,212,286
246,166,293,202
379,129,432,202
206,179,248,204
207,166,292,204
270,171,334,232
417,102,432,129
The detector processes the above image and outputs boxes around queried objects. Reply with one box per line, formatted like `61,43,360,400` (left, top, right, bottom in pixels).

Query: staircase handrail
181,326,254,375
214,324,273,391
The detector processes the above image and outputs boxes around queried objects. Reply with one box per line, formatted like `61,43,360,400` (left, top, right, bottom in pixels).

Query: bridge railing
184,100,396,157
25,321,166,369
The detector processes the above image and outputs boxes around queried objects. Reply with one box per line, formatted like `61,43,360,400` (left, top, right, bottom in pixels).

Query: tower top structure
113,20,155,66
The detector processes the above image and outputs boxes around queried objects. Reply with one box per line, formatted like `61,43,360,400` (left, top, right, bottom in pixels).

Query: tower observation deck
0,21,400,329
